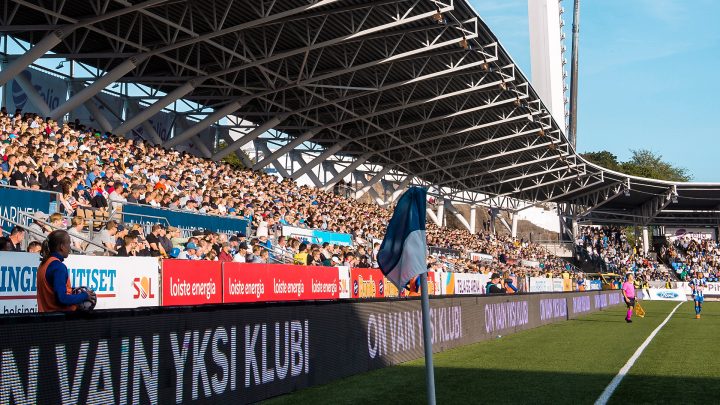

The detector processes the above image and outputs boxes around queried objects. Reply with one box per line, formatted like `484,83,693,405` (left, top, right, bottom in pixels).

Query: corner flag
378,186,428,290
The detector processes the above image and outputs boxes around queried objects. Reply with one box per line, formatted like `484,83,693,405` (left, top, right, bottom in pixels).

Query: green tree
620,149,691,182
580,151,621,171
581,149,691,182
216,140,253,170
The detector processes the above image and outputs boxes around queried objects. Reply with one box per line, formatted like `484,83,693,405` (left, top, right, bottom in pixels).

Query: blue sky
471,0,720,181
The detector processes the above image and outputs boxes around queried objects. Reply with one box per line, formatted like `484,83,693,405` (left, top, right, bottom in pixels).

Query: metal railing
16,211,117,255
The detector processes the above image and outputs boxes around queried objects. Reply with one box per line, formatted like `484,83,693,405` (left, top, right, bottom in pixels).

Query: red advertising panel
350,268,385,298
161,260,223,306
223,263,339,303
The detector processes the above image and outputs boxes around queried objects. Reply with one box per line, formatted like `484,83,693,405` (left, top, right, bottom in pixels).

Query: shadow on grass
263,366,718,405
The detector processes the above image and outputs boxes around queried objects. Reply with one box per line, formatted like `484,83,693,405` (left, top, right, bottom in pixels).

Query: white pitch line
594,301,684,405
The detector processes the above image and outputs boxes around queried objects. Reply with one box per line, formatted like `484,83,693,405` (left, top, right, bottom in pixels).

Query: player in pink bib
621,273,636,323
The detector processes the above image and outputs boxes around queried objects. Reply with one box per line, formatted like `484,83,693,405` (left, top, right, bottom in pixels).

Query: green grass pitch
265,301,719,405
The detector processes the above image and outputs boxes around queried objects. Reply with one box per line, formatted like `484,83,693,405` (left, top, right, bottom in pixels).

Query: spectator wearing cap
178,242,200,260
233,242,248,262
10,161,29,188
27,212,49,244
486,273,506,294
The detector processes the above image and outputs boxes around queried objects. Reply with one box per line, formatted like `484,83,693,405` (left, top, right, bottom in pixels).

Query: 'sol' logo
133,277,156,299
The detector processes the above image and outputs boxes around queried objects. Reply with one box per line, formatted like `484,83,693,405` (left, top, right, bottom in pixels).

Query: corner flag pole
420,272,436,405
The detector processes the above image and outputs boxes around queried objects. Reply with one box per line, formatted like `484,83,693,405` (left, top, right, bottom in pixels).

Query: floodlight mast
568,0,580,149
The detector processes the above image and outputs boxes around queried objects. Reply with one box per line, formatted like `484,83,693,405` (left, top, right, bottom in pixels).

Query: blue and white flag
378,187,427,289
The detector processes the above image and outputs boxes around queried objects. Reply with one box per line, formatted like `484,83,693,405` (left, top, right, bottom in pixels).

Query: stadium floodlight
671,193,679,204
624,188,631,197
112,83,119,89
55,61,64,69
459,35,470,50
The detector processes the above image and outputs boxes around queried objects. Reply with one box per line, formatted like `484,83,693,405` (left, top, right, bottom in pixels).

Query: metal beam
355,165,393,200
353,170,386,205
50,56,147,120
387,175,415,206
444,199,473,233
212,114,289,161
14,72,51,117
165,99,246,148
220,131,252,167
0,0,167,86
113,80,200,136
252,130,318,171
321,153,372,192
255,141,291,178
290,141,349,181
291,152,324,188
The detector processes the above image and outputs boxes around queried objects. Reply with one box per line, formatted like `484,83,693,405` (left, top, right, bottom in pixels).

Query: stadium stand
1,109,577,281
575,225,672,283
666,236,720,282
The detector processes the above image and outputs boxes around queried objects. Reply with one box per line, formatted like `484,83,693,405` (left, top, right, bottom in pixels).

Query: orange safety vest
37,256,77,313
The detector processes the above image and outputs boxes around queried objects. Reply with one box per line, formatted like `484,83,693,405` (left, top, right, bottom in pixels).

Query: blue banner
281,225,353,246
0,187,56,233
312,230,353,246
122,204,249,235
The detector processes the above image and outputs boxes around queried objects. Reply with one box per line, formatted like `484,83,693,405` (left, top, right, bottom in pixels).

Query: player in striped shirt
689,273,707,319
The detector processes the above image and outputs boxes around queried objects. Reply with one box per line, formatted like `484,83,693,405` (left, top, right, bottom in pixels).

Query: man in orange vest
37,230,96,312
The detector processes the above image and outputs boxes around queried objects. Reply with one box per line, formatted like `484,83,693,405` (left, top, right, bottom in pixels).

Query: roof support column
50,56,146,120
386,175,415,206
0,30,65,86
14,72,51,117
444,199,472,233
212,114,288,161
352,170,385,205
469,205,477,234
113,79,200,136
436,202,445,228
83,98,113,133
220,131,252,167
291,151,323,188
511,213,518,239
165,99,245,148
255,140,290,178
290,141,348,181
355,166,392,200
252,130,317,171
176,117,211,158
141,121,163,145
426,208,441,226
321,153,371,192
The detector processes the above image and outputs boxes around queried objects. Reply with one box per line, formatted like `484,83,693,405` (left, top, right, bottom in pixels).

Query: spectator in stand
10,161,30,188
233,243,248,262
8,226,25,251
0,237,14,251
27,212,49,244
177,242,200,260
145,224,166,257
27,241,42,253
116,235,139,257
218,243,234,262
108,181,127,212
91,221,118,253
294,243,309,265
68,217,86,251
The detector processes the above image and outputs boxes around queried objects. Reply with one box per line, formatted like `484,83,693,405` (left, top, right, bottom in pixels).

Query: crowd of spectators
575,226,670,282
1,108,575,278
666,236,720,282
